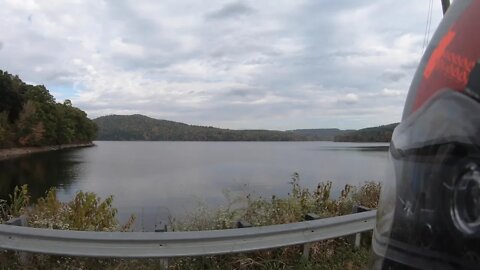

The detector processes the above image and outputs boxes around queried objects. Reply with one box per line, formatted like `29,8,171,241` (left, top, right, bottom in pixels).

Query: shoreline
0,142,95,161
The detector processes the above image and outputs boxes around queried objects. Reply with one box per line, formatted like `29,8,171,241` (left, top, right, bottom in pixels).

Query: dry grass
0,173,380,269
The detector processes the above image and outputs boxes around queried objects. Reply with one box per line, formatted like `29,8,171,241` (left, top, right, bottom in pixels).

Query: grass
0,173,380,269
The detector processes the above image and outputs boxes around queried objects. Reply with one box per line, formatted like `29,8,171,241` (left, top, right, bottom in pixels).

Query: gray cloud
223,88,258,97
206,1,254,19
400,60,420,71
381,70,406,82
330,49,384,58
0,0,444,130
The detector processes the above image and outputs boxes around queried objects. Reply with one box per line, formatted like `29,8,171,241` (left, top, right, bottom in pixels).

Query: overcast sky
0,0,444,130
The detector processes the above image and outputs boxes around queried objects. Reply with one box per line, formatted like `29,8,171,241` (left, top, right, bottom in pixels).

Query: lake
0,141,389,231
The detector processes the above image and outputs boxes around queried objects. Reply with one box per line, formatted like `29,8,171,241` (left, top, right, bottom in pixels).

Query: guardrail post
155,222,169,269
235,220,252,228
5,216,28,227
6,215,29,264
354,230,361,248
302,213,321,259
155,224,168,232
352,205,371,248
302,243,312,260
304,213,321,221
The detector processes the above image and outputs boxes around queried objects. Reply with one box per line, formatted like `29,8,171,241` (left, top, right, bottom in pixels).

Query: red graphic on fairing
423,31,456,79
412,0,480,112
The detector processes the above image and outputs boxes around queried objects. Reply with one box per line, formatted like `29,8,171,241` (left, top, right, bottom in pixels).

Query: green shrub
28,188,133,231
0,184,29,223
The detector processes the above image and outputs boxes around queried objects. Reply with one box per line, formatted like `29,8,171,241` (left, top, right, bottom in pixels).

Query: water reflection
0,150,81,200
0,141,389,230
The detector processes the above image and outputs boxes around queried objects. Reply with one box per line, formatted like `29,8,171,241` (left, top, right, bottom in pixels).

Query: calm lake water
0,141,389,230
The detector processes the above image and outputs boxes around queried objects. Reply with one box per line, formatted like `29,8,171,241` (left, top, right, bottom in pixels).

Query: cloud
381,70,405,82
206,1,254,19
0,41,3,50
340,93,359,104
381,88,404,97
109,38,145,58
4,0,39,11
400,60,420,71
223,88,261,98
0,0,445,129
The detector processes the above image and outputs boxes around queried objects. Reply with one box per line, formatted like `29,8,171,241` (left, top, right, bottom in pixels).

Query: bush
167,173,380,269
352,181,381,209
0,184,29,223
27,188,135,232
173,173,380,231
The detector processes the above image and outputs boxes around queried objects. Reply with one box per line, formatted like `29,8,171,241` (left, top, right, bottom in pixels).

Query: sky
0,0,444,130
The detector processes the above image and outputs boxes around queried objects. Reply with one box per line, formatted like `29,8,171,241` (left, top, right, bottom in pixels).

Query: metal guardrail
0,210,376,258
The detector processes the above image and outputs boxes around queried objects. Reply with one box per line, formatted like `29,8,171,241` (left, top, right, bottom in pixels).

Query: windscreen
371,0,480,269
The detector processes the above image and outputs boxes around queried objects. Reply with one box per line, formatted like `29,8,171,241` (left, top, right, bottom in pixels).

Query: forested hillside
94,114,319,141
334,123,398,142
288,128,353,141
95,115,399,142
0,70,97,148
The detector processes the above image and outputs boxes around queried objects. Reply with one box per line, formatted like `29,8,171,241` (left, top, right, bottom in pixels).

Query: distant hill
334,123,399,142
288,128,354,141
94,114,399,142
94,115,318,141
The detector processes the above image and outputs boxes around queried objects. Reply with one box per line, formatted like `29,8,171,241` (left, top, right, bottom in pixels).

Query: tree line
0,70,97,148
333,123,398,142
94,114,321,141
94,114,399,142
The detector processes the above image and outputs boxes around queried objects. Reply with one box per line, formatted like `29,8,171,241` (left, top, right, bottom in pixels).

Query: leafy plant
28,188,133,231
8,184,29,217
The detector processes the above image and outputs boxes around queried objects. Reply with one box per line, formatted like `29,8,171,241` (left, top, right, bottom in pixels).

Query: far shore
0,142,95,161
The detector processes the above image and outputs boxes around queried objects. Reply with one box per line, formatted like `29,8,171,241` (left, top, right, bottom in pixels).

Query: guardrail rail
0,209,376,258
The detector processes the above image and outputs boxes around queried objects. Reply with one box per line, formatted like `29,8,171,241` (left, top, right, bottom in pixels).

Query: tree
0,112,13,148
25,85,55,104
0,70,97,148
